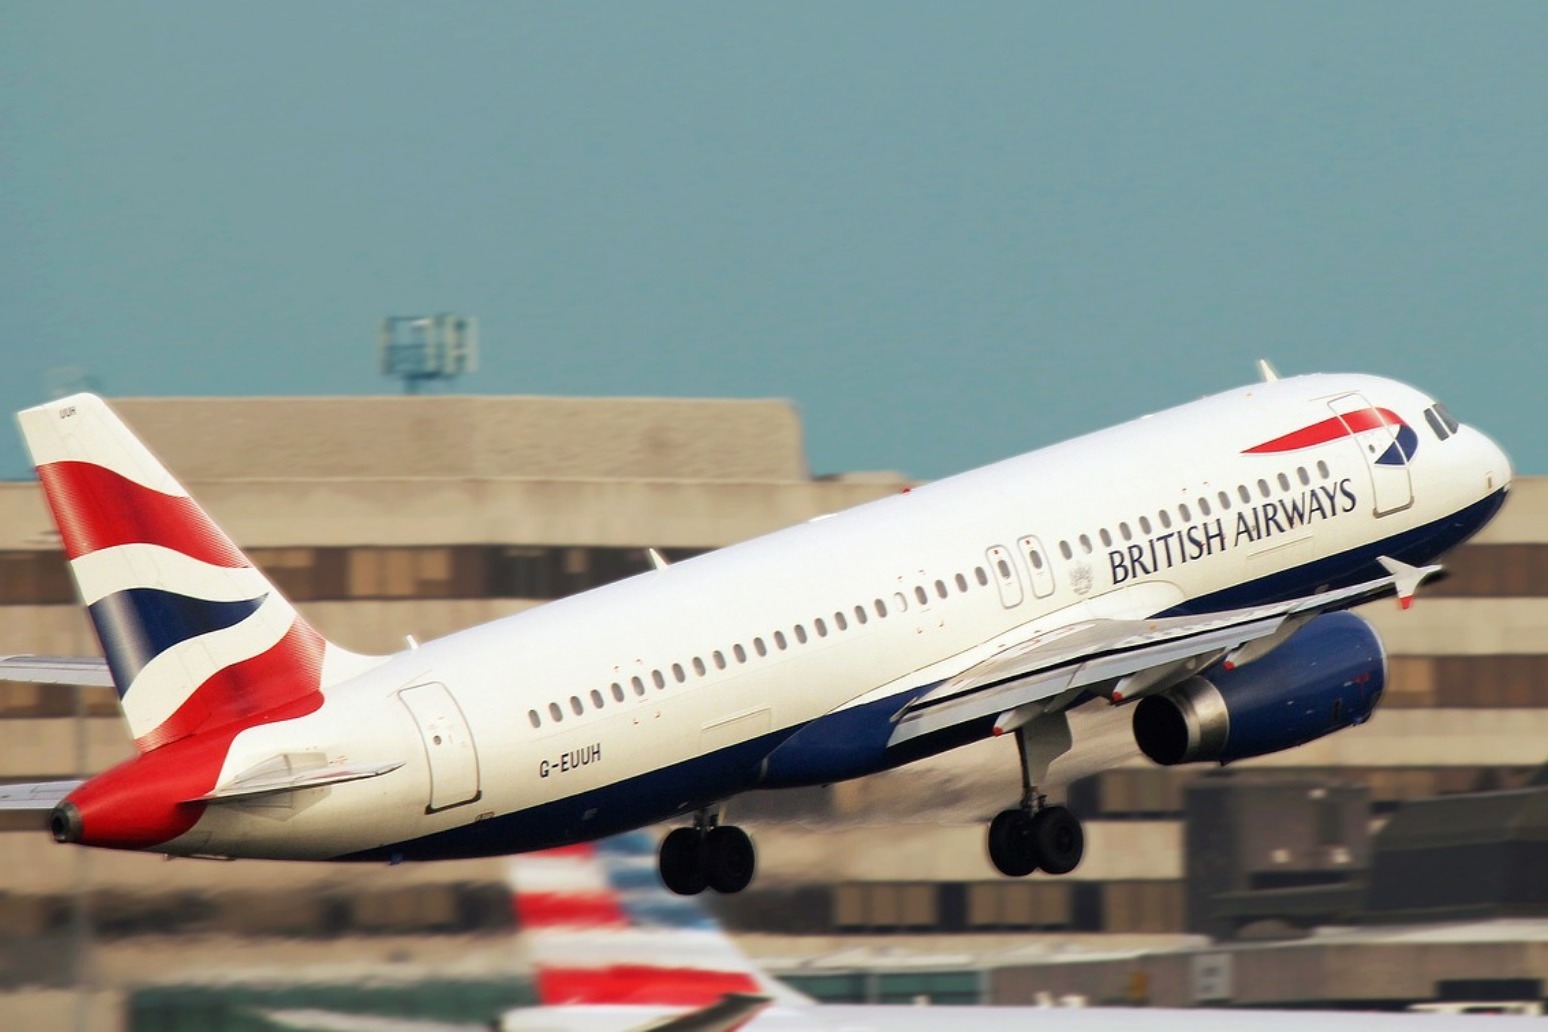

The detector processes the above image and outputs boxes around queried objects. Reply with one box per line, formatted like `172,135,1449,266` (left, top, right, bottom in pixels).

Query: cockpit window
1424,407,1450,441
1435,403,1461,435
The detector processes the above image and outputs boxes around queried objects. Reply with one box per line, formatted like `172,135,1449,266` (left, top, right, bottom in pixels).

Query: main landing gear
987,710,1085,877
658,812,756,896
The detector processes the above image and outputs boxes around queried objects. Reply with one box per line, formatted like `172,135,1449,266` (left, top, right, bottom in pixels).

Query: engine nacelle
1132,611,1385,766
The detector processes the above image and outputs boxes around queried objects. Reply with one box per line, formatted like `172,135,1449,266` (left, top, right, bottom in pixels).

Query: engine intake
1132,611,1385,766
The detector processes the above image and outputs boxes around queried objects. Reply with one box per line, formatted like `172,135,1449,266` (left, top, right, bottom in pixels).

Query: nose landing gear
986,709,1085,877
658,811,756,895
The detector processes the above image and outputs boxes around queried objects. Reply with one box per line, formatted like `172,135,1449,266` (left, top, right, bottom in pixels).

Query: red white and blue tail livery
0,373,1511,892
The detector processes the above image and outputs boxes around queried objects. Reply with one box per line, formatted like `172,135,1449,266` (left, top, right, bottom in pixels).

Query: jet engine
1132,611,1385,766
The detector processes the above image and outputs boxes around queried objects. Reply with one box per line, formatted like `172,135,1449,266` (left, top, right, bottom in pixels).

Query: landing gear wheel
987,808,1039,877
659,827,707,896
703,825,756,894
1031,805,1084,875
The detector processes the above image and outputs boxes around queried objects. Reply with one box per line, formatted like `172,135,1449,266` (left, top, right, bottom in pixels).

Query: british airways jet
0,371,1511,895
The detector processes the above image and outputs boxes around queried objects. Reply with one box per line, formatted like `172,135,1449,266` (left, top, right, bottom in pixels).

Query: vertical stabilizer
17,394,381,752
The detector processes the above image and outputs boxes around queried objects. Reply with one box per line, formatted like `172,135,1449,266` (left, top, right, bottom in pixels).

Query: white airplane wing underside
0,654,112,686
890,563,1431,746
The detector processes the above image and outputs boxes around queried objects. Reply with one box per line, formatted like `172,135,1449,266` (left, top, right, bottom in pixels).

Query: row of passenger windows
1032,460,1335,565
527,566,997,729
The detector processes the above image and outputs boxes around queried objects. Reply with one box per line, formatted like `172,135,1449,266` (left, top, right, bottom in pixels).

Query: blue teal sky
3,3,1545,480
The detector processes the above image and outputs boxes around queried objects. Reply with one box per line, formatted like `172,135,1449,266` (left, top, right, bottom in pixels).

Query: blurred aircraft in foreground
262,832,1513,1031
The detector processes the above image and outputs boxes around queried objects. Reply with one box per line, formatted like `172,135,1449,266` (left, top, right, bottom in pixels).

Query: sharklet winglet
1377,555,1443,610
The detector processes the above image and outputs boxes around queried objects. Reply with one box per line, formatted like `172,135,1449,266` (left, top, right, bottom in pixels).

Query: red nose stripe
36,461,246,567
1244,407,1402,454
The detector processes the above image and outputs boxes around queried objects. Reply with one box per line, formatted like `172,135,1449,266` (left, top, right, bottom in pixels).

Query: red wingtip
1399,595,1414,611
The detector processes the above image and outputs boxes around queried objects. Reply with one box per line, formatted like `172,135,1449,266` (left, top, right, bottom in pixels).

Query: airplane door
1017,535,1056,599
986,545,1024,608
399,683,481,812
1327,394,1414,517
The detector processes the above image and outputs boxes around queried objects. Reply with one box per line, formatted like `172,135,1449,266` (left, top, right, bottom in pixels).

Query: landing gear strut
986,710,1085,877
658,811,756,896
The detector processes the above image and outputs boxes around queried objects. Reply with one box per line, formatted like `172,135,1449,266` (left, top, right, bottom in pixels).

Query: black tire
659,827,707,895
987,808,1039,877
1031,805,1084,876
703,825,756,894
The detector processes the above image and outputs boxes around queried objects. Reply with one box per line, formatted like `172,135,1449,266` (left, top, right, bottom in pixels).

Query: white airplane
264,832,1509,1032
0,372,1511,895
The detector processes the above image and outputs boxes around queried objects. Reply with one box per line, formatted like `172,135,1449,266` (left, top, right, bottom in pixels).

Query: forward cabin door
986,545,1024,608
399,683,482,812
1017,534,1057,599
1327,393,1414,517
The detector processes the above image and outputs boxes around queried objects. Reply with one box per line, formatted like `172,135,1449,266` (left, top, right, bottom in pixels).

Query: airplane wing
0,654,112,686
890,562,1432,746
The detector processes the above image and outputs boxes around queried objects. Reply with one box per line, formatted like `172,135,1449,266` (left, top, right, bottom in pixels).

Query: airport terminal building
2,394,1546,1026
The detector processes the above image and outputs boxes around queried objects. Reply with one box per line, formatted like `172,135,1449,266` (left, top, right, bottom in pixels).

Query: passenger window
1277,472,1291,492
712,651,726,670
570,696,583,716
1257,479,1270,498
1139,516,1152,535
611,682,625,702
1078,534,1092,554
894,591,909,612
855,604,869,625
1158,510,1172,530
754,637,768,656
1059,540,1073,560
814,618,828,637
733,644,747,663
590,689,604,709
1218,490,1231,510
774,630,788,649
834,611,848,631
549,702,563,722
692,657,706,677
934,579,948,599
1179,503,1191,522
1238,484,1251,503
632,675,646,695
652,669,666,689
955,573,968,592
995,558,1012,579
1099,528,1113,547
974,567,989,586
1317,461,1330,479
1120,522,1133,541
1297,466,1310,486
794,625,808,645
672,663,686,683
875,597,889,617
915,585,928,604
1198,497,1210,517
528,709,541,729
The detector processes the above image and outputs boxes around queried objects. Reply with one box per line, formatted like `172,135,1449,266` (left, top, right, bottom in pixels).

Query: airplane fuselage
149,373,1507,862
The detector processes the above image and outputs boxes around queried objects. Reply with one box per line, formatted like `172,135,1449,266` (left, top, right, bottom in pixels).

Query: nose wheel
986,710,1085,878
659,814,756,895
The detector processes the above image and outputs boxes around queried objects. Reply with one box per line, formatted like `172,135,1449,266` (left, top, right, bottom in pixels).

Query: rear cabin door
399,683,482,812
1327,393,1414,517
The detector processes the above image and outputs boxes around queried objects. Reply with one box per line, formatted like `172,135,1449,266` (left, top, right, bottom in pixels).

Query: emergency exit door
399,683,481,812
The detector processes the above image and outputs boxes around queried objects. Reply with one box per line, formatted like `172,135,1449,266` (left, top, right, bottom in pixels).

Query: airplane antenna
1256,359,1280,383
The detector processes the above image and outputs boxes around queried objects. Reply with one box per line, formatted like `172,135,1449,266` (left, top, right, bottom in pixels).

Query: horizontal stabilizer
637,993,772,1032
197,756,403,802
0,655,112,687
0,779,82,810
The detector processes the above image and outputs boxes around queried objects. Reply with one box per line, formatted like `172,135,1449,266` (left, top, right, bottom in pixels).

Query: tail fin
17,394,381,752
508,832,809,1008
